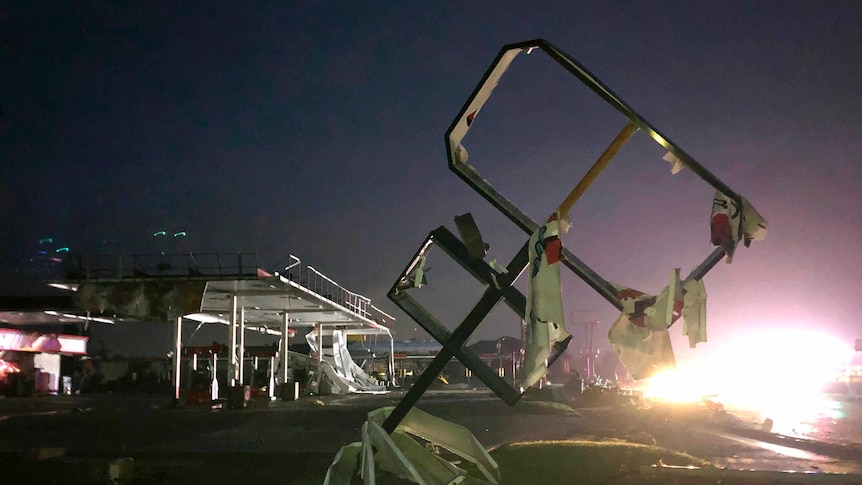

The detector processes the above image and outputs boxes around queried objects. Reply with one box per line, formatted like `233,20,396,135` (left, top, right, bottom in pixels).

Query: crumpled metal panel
325,406,499,485
75,281,206,320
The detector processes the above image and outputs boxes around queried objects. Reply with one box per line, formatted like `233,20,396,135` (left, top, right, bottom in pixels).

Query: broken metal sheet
663,151,685,174
363,420,423,483
523,216,572,389
306,328,389,394
75,281,206,320
326,406,499,485
369,406,499,483
454,212,489,261
323,442,363,485
682,278,708,348
371,421,472,484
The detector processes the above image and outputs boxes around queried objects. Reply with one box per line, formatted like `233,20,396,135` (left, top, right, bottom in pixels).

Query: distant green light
153,231,167,237
173,231,187,237
38,238,54,245
55,247,69,253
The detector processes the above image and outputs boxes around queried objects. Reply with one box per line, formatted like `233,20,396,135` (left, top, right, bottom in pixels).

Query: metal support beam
389,331,396,387
315,323,323,393
556,121,638,217
686,247,726,282
239,306,246,385
390,292,522,404
229,295,238,386
267,357,275,400
172,316,182,405
280,311,290,399
211,351,219,400
382,240,529,433
389,228,529,403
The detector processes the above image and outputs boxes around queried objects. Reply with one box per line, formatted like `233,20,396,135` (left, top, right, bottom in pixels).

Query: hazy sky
2,2,861,358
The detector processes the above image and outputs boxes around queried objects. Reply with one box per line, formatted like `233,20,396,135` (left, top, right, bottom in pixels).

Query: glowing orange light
637,329,854,435
0,360,21,381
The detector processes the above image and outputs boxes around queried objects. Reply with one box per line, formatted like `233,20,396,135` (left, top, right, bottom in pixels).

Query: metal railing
277,257,395,324
62,252,262,281
276,257,372,319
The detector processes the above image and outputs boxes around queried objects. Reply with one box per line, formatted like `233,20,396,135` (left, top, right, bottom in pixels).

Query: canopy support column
315,323,323,393
238,306,246,385
280,311,290,400
211,351,219,401
172,316,182,406
389,332,396,388
229,295,238,386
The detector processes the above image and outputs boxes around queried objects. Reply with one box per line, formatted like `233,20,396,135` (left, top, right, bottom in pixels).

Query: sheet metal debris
325,406,499,485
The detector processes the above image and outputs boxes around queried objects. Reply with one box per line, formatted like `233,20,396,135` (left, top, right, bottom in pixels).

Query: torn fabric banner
608,313,676,381
644,268,682,330
523,213,572,389
682,278,707,348
612,269,683,331
710,190,768,263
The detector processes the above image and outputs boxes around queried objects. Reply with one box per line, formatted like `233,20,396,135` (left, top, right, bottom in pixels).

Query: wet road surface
1,390,861,483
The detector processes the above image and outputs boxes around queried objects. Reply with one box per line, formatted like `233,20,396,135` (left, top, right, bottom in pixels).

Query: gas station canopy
45,252,393,333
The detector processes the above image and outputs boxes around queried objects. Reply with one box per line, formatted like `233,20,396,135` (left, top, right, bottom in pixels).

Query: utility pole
578,320,600,382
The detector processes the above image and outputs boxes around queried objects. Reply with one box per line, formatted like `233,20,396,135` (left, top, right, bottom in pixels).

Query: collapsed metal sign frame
383,39,753,433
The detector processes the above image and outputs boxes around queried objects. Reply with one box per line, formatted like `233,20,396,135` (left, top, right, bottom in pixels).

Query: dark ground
1,390,861,484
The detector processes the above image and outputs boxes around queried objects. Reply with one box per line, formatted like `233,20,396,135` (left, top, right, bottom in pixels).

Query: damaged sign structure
328,39,767,483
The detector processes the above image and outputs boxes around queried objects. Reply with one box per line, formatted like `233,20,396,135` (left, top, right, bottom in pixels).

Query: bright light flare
638,329,854,435
0,360,21,382
641,367,718,403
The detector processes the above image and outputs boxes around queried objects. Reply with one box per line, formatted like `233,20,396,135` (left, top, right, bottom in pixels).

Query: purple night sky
2,2,861,360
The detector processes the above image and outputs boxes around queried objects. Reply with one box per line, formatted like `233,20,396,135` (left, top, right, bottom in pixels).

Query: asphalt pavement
1,390,861,484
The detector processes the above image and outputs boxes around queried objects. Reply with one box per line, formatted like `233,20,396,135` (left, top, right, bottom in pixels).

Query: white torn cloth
523,213,572,389
608,313,676,381
682,279,707,348
711,190,768,263
663,151,685,174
